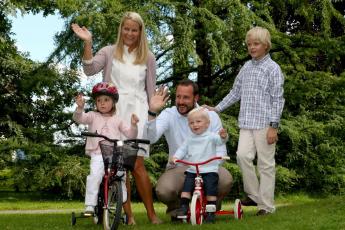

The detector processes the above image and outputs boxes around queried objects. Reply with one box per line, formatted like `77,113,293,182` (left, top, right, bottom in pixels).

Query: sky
9,12,65,62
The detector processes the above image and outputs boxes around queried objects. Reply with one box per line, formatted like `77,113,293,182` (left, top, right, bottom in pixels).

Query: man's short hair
177,79,199,96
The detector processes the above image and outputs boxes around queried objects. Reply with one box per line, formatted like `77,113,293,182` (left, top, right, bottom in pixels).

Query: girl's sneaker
84,205,95,216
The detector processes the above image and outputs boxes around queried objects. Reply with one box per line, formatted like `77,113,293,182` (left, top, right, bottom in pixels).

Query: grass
0,192,344,230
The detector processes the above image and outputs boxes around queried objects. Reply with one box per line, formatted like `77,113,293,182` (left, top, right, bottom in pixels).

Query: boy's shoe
205,212,216,223
84,206,95,216
256,209,270,216
240,196,257,206
175,205,188,218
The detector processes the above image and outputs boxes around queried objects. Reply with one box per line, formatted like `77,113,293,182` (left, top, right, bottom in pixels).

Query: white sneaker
84,205,94,216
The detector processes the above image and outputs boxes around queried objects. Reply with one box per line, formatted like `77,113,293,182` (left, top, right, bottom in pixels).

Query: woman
71,11,161,225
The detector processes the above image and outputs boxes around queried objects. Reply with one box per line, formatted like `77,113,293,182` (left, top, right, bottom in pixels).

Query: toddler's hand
131,114,139,125
75,93,85,109
169,156,178,165
219,128,228,139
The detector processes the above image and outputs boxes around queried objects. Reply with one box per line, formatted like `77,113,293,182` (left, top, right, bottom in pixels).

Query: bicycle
71,131,150,230
175,156,243,225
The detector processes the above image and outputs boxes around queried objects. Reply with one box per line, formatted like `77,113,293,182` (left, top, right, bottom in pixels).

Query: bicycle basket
122,143,139,171
99,140,116,167
99,140,139,171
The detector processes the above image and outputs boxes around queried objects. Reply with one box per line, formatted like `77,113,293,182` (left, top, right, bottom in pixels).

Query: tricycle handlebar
175,156,229,166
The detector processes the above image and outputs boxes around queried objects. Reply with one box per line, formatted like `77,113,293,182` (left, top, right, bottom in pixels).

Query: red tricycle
175,156,243,225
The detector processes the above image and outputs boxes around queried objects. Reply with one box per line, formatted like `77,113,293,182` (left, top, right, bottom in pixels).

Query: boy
171,107,228,223
204,27,285,215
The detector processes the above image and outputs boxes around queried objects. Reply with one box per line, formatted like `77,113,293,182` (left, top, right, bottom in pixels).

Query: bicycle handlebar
81,131,150,145
175,156,230,166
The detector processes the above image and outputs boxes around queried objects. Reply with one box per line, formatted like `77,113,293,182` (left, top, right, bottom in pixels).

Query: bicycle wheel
93,189,104,225
190,193,203,225
103,180,122,230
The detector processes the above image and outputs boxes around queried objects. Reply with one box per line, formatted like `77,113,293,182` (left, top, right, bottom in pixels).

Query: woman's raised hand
71,23,92,42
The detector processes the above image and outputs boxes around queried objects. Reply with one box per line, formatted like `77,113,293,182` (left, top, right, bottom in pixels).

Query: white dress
111,46,149,157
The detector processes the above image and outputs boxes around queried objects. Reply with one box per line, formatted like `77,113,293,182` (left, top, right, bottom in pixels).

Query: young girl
73,82,139,215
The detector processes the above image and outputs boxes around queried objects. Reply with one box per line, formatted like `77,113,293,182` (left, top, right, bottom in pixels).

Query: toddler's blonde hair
187,107,210,122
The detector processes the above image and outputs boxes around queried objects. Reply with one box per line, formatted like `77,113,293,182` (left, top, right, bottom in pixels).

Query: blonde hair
245,26,271,52
114,12,149,64
187,107,210,122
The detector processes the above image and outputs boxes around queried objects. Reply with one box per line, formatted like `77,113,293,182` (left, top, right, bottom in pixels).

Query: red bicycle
175,156,243,225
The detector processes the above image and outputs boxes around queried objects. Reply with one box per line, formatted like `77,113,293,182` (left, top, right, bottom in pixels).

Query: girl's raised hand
75,93,85,109
131,114,139,125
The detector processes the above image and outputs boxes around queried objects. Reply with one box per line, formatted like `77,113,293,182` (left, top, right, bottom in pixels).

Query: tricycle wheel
233,199,243,219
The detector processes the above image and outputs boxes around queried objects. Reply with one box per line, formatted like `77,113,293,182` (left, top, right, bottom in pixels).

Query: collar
251,53,270,65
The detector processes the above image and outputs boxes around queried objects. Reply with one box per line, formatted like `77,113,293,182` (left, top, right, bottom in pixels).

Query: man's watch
148,110,157,117
269,122,279,129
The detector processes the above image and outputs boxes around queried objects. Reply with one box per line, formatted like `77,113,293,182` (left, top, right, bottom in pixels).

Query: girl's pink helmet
92,82,119,102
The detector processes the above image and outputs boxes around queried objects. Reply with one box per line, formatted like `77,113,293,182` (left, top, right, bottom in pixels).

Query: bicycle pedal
177,215,187,219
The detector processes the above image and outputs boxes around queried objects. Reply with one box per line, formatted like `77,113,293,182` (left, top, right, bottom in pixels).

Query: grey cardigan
82,45,156,102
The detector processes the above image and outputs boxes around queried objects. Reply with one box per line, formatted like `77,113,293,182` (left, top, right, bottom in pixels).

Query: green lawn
0,192,344,230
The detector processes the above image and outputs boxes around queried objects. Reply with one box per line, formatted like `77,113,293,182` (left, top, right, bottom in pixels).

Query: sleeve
208,111,227,157
72,109,93,125
144,109,170,144
82,46,109,76
174,139,189,160
269,64,285,123
145,52,156,102
215,66,244,112
211,133,228,146
118,120,138,139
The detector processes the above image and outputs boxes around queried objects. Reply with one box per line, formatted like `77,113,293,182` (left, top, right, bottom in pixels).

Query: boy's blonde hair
187,107,210,122
245,26,271,52
114,11,149,65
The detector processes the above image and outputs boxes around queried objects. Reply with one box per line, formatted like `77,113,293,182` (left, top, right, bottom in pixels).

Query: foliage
1,0,345,198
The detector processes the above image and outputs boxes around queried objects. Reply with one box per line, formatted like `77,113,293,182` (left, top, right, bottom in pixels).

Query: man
144,79,233,219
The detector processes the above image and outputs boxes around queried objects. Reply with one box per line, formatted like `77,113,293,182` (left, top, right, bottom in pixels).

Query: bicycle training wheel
93,188,104,225
71,212,76,226
103,180,122,230
190,193,203,225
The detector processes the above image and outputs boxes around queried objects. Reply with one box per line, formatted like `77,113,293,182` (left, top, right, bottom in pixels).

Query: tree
0,0,88,197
